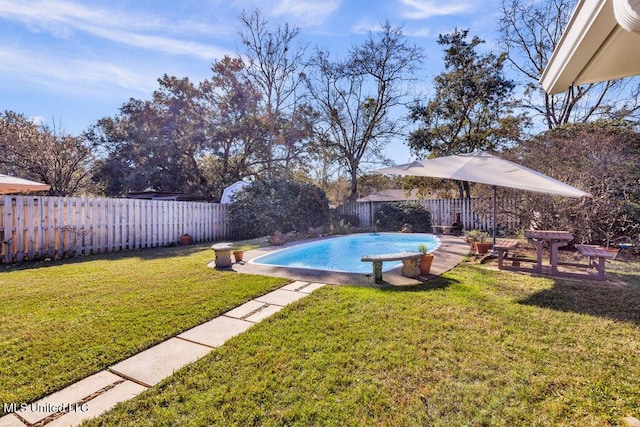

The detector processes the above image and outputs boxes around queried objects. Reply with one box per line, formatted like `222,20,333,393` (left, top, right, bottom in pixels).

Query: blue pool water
251,233,440,274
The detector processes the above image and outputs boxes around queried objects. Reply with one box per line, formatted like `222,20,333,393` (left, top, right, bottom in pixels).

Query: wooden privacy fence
0,196,230,264
337,198,520,232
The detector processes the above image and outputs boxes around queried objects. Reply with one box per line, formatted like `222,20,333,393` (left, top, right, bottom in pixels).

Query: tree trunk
349,169,359,202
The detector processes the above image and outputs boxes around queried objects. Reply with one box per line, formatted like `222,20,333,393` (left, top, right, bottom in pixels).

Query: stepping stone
110,338,211,387
178,316,253,348
224,300,267,319
280,281,310,292
0,414,25,427
17,370,122,424
299,283,326,294
46,381,146,427
244,304,284,322
255,289,308,306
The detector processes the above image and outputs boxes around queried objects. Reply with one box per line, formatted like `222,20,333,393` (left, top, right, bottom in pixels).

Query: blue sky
0,0,503,164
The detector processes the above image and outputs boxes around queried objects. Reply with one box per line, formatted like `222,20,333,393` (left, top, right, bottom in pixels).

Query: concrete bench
433,225,453,235
211,243,234,267
494,239,520,270
361,252,422,284
575,244,614,280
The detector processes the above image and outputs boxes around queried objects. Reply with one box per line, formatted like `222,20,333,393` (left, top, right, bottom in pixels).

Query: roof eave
540,0,617,94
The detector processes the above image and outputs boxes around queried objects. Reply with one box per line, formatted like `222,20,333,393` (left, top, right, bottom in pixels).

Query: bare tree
238,9,309,178
498,0,640,129
0,111,95,195
305,22,424,201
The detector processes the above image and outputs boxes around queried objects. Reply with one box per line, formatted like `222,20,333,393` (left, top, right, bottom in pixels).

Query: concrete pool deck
225,234,470,286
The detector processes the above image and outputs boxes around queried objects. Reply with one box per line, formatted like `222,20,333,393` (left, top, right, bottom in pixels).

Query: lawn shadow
520,277,640,325
0,243,211,272
380,275,461,293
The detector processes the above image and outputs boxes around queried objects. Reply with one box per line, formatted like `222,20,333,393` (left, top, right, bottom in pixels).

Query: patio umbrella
0,174,50,194
374,151,592,245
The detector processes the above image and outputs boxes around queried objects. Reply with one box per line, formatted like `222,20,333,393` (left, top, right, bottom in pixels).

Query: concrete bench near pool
361,252,422,284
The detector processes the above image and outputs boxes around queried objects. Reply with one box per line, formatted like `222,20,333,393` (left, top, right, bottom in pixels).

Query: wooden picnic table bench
575,244,614,280
493,238,520,270
361,252,422,284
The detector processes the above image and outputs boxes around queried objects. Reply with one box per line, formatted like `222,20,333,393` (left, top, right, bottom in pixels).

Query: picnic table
524,230,573,275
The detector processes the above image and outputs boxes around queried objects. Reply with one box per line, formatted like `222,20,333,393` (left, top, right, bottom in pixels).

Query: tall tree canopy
89,75,208,197
305,22,424,201
198,55,267,196
498,0,640,129
408,29,522,158
90,52,314,200
407,29,524,198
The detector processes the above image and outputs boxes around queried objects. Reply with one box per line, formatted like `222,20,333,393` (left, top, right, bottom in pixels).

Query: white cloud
273,0,342,25
351,21,430,38
0,46,156,96
82,26,228,61
270,0,342,26
398,0,475,19
351,20,383,34
405,28,431,37
0,0,230,60
29,115,46,126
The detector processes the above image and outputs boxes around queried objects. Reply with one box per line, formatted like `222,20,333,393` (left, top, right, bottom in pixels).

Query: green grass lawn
82,260,640,426
0,244,288,410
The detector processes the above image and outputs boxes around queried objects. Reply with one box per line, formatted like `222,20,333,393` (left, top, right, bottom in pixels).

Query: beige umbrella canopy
0,174,51,194
376,151,591,198
374,151,591,244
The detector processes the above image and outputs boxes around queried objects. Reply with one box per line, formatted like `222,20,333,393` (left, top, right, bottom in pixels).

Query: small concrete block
110,338,211,387
244,304,284,322
178,316,253,348
624,417,640,427
255,289,308,306
280,281,310,292
299,283,326,293
0,414,26,427
224,300,267,319
47,380,146,427
400,258,420,278
17,370,122,424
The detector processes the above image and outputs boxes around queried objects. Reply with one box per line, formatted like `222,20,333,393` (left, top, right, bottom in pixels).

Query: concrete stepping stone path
2,281,325,427
109,338,212,387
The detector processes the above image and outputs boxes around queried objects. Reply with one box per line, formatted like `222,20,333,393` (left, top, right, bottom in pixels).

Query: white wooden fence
0,196,230,263
337,198,520,232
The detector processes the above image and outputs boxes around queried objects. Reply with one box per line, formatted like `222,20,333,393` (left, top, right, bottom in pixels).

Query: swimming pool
251,233,440,274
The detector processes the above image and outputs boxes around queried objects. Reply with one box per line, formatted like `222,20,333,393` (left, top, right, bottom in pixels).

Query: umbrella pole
492,185,497,247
